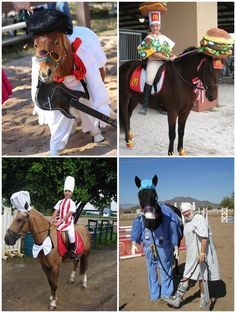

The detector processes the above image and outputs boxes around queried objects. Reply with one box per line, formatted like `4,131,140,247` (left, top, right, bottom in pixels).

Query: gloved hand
131,241,137,255
174,246,179,260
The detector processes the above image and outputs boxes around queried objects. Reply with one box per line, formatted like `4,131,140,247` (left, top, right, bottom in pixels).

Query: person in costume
137,3,176,115
27,9,116,156
131,177,182,301
163,202,220,309
51,176,77,259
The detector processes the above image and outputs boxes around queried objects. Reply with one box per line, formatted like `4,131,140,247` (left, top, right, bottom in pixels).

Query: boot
139,83,152,115
69,242,77,260
162,280,189,308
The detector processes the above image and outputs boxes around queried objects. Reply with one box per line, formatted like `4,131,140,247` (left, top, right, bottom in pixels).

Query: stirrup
139,105,147,115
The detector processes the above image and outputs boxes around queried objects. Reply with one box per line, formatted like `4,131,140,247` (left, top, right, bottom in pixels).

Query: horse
4,207,91,310
120,48,220,155
134,174,183,275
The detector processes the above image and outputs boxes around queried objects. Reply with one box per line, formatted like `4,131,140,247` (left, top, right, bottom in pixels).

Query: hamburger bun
140,2,167,16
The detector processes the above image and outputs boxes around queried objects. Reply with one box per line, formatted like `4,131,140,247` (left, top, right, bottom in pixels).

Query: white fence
2,21,29,46
2,207,24,260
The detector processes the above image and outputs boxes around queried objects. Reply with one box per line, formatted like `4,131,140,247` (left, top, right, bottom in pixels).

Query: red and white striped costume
54,198,76,242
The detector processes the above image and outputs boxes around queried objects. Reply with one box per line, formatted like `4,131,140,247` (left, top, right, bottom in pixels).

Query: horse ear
135,176,141,188
152,175,158,186
24,202,29,211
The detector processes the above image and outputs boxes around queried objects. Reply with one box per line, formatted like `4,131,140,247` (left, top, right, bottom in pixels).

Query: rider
27,9,116,156
137,4,176,115
163,202,220,309
131,176,182,301
51,176,77,259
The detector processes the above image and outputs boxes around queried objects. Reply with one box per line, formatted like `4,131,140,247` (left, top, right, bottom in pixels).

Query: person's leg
139,59,161,115
67,225,76,259
145,250,160,301
162,278,189,308
158,249,174,298
199,279,208,308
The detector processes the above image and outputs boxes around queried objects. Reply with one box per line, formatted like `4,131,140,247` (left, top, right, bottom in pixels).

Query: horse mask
135,175,163,231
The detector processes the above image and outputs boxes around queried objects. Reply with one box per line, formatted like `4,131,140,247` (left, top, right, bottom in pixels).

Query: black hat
26,9,73,37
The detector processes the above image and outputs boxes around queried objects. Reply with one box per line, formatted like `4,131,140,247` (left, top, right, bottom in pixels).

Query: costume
28,10,112,154
131,202,181,301
54,176,76,246
183,214,220,281
137,3,175,115
2,70,13,104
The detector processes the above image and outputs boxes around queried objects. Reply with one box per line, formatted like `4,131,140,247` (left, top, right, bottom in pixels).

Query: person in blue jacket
131,175,182,301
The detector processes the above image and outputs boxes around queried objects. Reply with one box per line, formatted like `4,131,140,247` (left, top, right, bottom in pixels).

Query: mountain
164,197,219,208
120,197,219,210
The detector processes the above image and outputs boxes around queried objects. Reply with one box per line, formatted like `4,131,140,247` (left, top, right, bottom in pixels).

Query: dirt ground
2,32,117,156
119,215,234,311
2,248,117,311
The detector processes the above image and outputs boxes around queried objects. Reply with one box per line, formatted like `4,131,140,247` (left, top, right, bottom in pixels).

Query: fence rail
119,31,142,62
2,21,29,46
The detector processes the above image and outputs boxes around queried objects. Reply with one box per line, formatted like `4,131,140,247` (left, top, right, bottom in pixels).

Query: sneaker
200,296,208,308
162,295,181,308
48,150,59,156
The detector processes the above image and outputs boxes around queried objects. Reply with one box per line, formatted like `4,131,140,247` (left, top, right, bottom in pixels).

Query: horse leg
167,112,177,155
177,111,190,156
41,265,59,310
119,91,131,143
69,259,80,284
80,253,89,289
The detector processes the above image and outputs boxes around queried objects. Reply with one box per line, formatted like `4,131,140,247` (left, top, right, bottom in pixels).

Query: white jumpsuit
183,214,220,281
31,26,110,152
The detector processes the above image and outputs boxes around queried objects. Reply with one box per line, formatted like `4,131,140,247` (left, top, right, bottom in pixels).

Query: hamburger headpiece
199,28,234,58
139,2,167,25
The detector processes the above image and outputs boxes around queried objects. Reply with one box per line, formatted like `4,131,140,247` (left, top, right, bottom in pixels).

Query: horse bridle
173,53,219,92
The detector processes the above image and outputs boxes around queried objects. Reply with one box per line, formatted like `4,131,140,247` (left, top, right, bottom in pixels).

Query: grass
93,232,117,250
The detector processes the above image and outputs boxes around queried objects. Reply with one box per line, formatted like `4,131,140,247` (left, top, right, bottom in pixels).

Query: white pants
67,223,75,243
146,57,163,85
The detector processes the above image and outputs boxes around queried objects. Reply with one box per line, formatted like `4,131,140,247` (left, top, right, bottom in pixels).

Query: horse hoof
81,284,87,290
179,148,186,156
68,280,74,285
49,305,56,311
168,152,174,156
126,141,134,149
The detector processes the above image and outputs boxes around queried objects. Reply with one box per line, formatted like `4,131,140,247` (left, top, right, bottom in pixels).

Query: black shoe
139,83,152,115
69,242,77,260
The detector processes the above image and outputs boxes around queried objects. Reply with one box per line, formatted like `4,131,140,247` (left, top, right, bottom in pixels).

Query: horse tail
80,253,89,275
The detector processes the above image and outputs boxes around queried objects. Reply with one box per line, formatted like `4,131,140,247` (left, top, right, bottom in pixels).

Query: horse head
198,56,219,102
4,210,30,246
34,31,73,83
135,174,163,231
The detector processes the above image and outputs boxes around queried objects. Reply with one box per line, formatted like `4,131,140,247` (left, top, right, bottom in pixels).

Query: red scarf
54,38,86,83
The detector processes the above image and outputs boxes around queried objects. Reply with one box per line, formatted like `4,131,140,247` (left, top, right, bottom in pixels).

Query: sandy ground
2,248,117,311
2,32,117,156
119,215,234,311
119,84,234,156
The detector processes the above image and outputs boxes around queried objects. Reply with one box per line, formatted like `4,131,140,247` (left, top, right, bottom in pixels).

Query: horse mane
179,46,199,56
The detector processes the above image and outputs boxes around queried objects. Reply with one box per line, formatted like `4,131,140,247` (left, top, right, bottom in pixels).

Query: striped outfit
54,198,76,242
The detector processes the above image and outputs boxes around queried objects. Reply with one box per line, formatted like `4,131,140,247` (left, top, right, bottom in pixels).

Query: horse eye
16,218,22,223
54,40,59,45
34,44,38,48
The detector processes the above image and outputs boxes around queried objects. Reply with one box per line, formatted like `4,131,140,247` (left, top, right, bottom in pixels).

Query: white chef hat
180,202,194,214
64,176,75,192
10,191,31,212
149,11,161,25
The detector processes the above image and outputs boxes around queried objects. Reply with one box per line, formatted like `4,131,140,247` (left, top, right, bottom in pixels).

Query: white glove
131,241,137,256
174,246,179,260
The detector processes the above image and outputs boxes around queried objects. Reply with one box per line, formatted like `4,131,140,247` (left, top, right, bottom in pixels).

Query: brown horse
34,31,105,82
119,48,220,155
4,208,91,310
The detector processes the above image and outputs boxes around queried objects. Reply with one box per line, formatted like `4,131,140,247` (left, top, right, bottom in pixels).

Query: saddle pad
130,65,166,95
57,230,85,257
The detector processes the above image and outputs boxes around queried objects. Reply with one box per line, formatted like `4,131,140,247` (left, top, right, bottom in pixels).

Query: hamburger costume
137,3,175,115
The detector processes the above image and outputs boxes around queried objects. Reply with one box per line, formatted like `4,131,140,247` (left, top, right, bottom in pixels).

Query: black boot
69,242,77,260
139,83,152,115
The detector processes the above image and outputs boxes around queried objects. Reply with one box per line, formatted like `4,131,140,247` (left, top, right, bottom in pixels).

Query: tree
219,192,234,209
2,158,117,217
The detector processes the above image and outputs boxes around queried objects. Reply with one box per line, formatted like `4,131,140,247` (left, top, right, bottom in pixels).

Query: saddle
57,230,85,257
130,63,166,94
35,79,117,128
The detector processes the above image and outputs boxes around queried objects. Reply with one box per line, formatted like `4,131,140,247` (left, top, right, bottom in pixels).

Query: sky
119,158,234,205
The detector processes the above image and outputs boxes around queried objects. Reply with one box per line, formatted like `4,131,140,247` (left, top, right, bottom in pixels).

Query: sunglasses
36,50,61,62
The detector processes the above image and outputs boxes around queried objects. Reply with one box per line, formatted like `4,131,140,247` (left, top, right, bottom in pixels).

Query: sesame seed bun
140,2,167,16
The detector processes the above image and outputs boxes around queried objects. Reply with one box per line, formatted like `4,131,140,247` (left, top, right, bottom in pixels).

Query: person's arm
57,211,73,225
198,237,208,263
12,2,32,12
151,51,176,61
51,210,59,223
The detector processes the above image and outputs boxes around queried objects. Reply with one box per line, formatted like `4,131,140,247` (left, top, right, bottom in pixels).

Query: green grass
93,232,117,250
